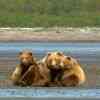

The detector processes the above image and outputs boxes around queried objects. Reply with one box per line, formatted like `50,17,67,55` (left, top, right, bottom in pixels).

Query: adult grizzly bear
42,52,86,86
11,51,49,86
41,52,65,86
10,51,40,86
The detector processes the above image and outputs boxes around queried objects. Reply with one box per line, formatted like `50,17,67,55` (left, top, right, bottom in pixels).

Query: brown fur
42,52,86,87
11,51,49,86
61,56,86,86
10,51,40,86
33,62,50,86
41,52,65,86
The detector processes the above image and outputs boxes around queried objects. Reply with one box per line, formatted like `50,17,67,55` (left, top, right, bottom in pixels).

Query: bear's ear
66,56,71,61
28,52,33,56
57,52,63,56
47,52,51,56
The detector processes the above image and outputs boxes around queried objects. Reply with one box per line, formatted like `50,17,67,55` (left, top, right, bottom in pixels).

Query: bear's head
61,56,79,69
43,52,65,70
19,51,35,66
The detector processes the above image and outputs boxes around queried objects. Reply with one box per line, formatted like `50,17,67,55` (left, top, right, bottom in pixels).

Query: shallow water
0,42,99,88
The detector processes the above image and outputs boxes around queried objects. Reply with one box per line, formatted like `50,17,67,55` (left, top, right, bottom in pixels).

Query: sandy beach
0,27,100,42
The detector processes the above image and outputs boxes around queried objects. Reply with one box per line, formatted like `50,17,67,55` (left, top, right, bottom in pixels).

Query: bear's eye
21,56,30,60
64,64,68,67
64,64,71,69
25,57,30,59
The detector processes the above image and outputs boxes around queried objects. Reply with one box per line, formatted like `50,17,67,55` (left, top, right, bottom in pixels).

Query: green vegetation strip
0,0,100,27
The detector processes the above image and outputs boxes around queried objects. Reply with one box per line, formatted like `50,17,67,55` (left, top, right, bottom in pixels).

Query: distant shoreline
0,27,100,42
0,40,100,43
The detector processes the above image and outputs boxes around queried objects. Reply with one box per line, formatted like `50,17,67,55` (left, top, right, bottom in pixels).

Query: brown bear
60,56,86,86
10,51,39,86
41,52,65,86
42,52,86,86
10,51,49,86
